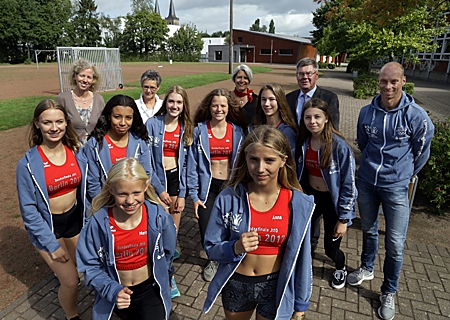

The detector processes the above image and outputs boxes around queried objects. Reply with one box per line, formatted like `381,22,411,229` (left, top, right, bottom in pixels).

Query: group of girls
16,61,357,320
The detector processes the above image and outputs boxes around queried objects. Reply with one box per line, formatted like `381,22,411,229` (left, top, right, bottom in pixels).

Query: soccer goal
56,47,123,93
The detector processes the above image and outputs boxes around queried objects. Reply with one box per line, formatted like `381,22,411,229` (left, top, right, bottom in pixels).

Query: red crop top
37,145,82,199
109,205,149,271
249,187,291,255
208,121,232,161
105,134,127,164
163,121,181,157
305,139,322,177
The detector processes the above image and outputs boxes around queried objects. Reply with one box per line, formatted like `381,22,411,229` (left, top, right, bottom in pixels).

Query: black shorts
52,202,82,239
165,167,179,197
114,276,165,320
221,272,279,319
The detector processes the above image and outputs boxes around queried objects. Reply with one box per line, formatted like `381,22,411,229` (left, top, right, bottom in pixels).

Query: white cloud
95,0,319,37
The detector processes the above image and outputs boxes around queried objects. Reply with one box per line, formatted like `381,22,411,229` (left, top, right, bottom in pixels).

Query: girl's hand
116,287,133,309
333,221,348,239
235,231,259,254
51,246,70,263
291,311,306,320
174,197,185,214
159,191,172,206
193,200,206,219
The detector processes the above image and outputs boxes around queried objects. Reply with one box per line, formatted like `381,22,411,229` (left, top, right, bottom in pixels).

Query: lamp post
229,0,233,74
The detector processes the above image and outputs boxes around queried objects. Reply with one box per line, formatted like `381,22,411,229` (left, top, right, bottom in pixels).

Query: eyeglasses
142,85,158,91
296,71,317,78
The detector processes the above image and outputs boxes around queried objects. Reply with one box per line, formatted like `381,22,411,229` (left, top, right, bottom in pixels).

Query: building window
215,51,222,61
279,49,293,56
260,49,271,55
238,37,243,44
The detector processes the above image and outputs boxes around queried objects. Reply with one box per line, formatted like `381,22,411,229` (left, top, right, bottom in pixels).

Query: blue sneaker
174,249,180,260
170,276,180,298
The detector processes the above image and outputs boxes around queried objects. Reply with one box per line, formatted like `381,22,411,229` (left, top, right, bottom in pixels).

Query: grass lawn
0,64,271,131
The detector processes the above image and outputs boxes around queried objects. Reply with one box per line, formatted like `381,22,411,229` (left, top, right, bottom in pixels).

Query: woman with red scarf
230,64,258,125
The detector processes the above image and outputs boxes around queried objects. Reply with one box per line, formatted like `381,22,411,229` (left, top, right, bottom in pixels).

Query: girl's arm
337,143,357,222
76,219,124,304
293,220,312,313
16,162,61,254
83,140,103,201
187,128,201,203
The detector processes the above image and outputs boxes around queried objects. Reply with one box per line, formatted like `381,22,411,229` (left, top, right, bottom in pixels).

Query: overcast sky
95,0,320,38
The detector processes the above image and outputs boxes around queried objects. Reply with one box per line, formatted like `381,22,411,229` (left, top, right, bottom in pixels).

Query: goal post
56,47,123,93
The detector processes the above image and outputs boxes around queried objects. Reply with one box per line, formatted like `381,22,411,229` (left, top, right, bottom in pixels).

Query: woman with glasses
56,58,105,145
135,70,163,123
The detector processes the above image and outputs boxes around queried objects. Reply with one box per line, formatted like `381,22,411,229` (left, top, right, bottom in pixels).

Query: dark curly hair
88,94,149,149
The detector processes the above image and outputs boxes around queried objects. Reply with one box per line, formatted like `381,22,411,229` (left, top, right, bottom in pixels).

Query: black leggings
113,276,165,320
197,178,226,248
308,187,345,270
52,201,82,239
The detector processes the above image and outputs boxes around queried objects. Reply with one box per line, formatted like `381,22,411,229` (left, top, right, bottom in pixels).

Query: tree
167,23,204,61
131,0,154,13
312,0,450,62
121,10,168,56
249,18,268,32
72,0,102,47
269,19,275,33
99,14,123,48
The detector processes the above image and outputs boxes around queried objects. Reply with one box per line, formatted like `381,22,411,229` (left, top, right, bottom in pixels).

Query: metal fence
56,47,123,93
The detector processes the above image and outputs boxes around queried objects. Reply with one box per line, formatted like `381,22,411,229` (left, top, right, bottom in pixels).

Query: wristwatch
339,218,349,224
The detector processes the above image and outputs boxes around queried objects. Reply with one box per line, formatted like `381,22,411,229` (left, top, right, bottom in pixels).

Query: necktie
297,93,305,125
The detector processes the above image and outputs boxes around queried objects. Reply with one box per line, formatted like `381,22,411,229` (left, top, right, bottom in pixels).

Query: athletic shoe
378,293,395,320
347,266,374,286
170,276,180,298
174,249,180,260
331,269,347,289
203,261,219,282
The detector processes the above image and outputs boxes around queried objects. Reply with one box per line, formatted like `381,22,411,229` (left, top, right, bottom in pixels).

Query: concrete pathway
1,65,449,320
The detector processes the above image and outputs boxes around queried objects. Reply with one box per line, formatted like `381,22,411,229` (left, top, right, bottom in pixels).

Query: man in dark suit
286,58,340,129
287,57,340,258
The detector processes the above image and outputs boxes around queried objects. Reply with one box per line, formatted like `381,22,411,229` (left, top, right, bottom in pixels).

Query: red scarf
234,88,254,103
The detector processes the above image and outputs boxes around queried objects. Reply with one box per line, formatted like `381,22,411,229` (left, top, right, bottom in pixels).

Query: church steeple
154,0,160,15
165,0,179,26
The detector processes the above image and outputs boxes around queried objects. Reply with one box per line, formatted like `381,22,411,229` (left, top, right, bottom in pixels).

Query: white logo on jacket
223,211,242,233
364,125,378,138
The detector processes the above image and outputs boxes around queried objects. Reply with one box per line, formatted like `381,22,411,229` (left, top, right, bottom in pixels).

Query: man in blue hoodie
347,62,434,320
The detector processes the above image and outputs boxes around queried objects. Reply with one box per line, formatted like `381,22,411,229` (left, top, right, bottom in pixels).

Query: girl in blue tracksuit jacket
203,125,314,320
187,88,246,281
84,94,153,201
297,98,357,290
16,99,88,320
251,83,298,154
76,158,176,320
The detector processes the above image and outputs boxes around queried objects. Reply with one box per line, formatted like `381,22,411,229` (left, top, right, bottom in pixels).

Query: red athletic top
163,121,181,157
305,140,322,177
208,121,232,161
105,134,127,164
109,205,149,271
37,145,81,199
249,187,291,255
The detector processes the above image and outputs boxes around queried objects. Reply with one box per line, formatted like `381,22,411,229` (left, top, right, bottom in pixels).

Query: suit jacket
286,86,340,130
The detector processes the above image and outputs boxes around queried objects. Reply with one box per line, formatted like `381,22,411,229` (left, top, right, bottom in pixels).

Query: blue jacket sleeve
187,128,201,203
294,222,312,312
411,112,434,175
204,194,244,263
357,107,368,152
76,218,124,304
178,145,189,198
336,143,357,221
137,140,153,182
83,140,103,201
16,162,61,254
158,206,177,282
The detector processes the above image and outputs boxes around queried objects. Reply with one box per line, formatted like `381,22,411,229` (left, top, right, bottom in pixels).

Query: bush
353,72,378,99
346,58,370,73
24,57,32,65
318,61,328,69
327,63,336,69
418,116,450,212
404,82,414,95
